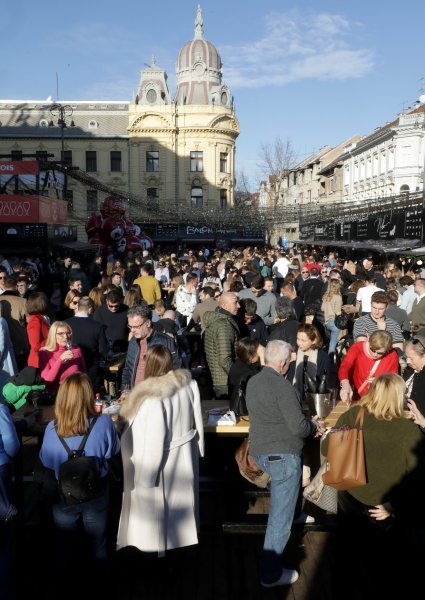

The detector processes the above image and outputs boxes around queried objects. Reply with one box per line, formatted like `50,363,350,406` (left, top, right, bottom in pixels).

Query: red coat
27,314,50,369
338,341,399,399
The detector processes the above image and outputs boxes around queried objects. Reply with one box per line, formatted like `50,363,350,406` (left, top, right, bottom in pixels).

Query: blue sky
2,0,424,186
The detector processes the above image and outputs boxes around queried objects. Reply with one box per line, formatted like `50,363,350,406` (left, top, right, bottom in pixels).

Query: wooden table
202,400,249,436
202,398,350,436
325,400,351,429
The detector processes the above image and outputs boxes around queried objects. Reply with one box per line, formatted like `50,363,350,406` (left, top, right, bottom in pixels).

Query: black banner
300,201,423,243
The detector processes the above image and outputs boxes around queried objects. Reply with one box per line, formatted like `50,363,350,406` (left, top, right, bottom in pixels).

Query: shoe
261,568,299,587
293,511,315,525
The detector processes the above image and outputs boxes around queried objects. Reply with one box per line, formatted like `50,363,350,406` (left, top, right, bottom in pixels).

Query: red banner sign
0,195,67,224
0,161,39,175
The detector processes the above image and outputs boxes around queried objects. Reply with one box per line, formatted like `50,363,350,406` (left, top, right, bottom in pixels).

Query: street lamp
49,103,75,162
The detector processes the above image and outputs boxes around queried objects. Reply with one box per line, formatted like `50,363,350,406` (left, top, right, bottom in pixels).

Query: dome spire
194,4,204,39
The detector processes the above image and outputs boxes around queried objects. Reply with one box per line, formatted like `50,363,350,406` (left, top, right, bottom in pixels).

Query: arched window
400,184,410,196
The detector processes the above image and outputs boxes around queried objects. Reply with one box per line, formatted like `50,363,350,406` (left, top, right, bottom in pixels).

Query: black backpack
57,417,104,506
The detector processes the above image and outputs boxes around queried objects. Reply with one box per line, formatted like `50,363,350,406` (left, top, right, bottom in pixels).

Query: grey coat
246,367,315,456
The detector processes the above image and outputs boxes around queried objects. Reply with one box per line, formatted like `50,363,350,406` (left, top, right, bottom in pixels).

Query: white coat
117,369,204,556
0,316,17,399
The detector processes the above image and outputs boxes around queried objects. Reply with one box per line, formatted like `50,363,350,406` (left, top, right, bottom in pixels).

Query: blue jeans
52,489,109,562
252,453,301,583
326,319,340,355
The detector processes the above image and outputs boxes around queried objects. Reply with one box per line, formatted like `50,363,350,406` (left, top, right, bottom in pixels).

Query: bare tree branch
258,136,297,179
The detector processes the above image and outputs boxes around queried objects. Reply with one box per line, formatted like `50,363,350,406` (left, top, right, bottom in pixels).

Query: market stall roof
295,239,422,254
54,241,98,252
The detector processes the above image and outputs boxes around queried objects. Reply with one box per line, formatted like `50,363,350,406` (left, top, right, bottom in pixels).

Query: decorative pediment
209,114,239,132
129,113,174,132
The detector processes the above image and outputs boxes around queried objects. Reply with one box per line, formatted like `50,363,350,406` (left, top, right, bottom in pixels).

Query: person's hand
407,399,425,427
340,381,353,405
312,416,326,437
376,318,386,331
369,503,393,521
60,350,74,362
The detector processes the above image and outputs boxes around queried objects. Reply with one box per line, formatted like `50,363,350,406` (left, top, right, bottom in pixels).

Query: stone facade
0,7,239,240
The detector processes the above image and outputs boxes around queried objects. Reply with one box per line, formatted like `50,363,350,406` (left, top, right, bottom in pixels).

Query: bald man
203,292,240,397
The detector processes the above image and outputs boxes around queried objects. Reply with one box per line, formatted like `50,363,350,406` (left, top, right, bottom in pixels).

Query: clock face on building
194,63,205,77
146,89,157,104
221,91,228,105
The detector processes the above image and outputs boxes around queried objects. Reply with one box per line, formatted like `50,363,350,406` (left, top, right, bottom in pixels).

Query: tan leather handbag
235,438,270,488
322,408,367,491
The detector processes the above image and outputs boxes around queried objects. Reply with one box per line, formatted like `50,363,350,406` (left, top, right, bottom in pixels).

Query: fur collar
119,369,192,425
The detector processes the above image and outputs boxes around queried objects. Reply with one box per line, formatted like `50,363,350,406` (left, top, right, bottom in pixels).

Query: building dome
177,37,221,73
175,6,231,107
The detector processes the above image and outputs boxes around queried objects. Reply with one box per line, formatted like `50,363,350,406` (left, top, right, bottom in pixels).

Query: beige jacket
321,294,342,324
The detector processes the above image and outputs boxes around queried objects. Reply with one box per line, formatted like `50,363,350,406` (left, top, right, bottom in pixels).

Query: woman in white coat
0,307,17,400
117,345,204,557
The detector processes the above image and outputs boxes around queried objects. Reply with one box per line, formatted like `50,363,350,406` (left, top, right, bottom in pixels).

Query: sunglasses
412,338,425,350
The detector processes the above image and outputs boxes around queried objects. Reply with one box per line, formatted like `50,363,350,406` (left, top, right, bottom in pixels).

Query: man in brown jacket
0,276,29,369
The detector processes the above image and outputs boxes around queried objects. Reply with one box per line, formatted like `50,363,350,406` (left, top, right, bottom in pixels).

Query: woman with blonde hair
322,372,425,596
56,290,81,321
39,372,119,580
39,321,85,394
117,345,204,557
88,286,105,310
321,279,343,355
339,330,398,403
123,286,142,308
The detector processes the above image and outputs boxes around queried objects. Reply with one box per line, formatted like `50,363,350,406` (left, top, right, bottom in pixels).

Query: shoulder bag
335,310,350,330
322,407,366,491
303,461,337,514
235,438,270,488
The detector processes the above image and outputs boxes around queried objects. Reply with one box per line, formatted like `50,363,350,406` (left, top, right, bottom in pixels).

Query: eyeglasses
127,321,147,331
412,338,425,350
107,303,120,309
0,275,6,279
301,271,309,274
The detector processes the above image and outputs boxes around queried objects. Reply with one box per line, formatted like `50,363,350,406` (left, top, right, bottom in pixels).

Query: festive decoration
85,195,153,254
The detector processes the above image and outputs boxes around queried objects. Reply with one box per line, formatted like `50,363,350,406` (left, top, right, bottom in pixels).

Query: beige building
0,7,239,241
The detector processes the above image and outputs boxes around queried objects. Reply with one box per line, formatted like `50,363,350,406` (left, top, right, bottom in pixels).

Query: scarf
292,349,318,398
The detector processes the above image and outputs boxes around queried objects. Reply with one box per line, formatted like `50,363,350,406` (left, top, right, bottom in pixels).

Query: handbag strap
56,416,99,458
354,406,365,430
357,348,381,395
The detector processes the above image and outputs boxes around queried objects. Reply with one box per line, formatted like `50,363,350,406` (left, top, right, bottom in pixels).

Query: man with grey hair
246,339,324,588
120,305,181,397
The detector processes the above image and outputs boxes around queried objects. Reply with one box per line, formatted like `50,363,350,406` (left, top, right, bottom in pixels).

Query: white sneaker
293,511,315,525
261,568,299,587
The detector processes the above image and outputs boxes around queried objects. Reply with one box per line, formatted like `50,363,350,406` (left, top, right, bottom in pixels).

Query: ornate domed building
0,6,240,246
128,5,239,220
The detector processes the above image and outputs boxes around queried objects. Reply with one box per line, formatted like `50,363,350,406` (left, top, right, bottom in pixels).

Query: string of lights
45,161,424,231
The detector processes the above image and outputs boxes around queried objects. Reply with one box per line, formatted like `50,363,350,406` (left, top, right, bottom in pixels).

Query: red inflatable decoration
85,196,153,254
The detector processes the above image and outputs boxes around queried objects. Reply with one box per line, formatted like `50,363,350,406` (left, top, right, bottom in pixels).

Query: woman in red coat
338,330,399,403
26,292,51,369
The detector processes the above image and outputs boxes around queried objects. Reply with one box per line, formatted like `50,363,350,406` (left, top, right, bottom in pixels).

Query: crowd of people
1,244,425,596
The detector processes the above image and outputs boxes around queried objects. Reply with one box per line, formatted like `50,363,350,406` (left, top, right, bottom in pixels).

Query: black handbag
230,380,249,416
335,310,350,330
